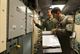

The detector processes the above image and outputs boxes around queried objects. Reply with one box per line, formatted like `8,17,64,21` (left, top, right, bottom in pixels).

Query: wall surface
75,25,80,42
0,0,7,53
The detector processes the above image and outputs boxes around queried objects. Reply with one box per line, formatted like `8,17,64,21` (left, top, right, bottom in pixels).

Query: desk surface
42,31,62,53
42,35,61,47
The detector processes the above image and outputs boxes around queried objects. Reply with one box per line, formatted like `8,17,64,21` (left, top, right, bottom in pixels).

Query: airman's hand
51,28,57,34
33,19,36,24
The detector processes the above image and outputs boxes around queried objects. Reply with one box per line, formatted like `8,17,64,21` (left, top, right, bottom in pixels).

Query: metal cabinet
26,8,33,33
8,0,26,39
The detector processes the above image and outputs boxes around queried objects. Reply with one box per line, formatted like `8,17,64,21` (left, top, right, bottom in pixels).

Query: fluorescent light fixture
18,6,32,13
50,5,65,10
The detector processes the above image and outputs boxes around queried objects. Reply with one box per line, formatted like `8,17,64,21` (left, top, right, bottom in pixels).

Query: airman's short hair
51,7,61,14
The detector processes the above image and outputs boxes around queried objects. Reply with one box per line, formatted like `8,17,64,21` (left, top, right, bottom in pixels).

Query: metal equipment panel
0,0,7,53
23,33,32,54
27,10,33,33
8,0,26,39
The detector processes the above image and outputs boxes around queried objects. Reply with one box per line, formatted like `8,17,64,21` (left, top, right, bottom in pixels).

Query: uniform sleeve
66,16,74,32
35,22,45,30
56,16,73,36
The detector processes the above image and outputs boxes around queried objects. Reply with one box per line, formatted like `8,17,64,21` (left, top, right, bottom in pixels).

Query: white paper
42,31,52,35
42,35,61,47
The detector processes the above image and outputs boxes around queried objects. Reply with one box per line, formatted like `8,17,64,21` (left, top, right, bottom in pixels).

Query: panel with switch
8,0,26,39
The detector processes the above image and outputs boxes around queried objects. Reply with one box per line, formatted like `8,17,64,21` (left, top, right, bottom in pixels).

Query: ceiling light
50,5,65,10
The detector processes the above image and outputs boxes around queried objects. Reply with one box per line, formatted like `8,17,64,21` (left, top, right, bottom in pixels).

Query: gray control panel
8,0,26,39
27,8,33,33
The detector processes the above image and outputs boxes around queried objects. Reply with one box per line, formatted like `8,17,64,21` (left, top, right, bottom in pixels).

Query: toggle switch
12,25,16,30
